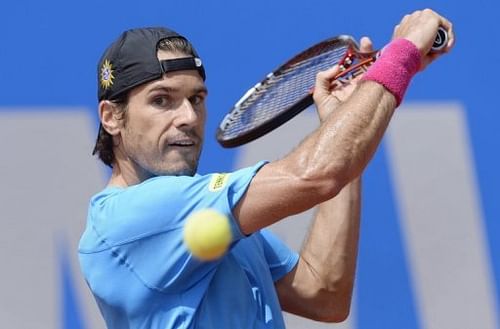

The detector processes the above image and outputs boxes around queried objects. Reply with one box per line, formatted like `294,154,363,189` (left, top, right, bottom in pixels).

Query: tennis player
79,9,454,329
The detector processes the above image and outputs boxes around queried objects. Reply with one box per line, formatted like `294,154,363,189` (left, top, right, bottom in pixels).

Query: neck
108,149,153,188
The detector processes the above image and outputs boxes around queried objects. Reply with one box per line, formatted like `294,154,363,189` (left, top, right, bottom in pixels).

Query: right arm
234,8,455,234
235,79,395,234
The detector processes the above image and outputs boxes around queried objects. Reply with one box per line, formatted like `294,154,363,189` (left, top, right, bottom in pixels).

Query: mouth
168,138,197,148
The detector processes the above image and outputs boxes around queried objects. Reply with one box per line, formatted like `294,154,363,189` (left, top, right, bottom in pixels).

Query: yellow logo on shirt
209,173,229,192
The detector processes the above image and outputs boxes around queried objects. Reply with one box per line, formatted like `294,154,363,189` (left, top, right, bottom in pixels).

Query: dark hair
93,36,197,167
157,36,195,54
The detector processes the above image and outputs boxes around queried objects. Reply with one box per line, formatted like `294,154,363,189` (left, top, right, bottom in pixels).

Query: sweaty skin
98,9,455,324
234,9,454,321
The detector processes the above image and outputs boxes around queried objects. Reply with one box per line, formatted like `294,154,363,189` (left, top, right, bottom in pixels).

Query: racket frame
216,36,377,148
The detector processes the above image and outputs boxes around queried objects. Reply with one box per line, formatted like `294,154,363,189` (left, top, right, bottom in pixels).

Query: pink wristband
361,38,421,106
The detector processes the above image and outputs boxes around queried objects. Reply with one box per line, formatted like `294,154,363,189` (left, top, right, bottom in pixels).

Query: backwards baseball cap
97,26,205,101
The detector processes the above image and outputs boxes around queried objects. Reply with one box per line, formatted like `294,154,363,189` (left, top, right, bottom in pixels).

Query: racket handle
431,27,448,52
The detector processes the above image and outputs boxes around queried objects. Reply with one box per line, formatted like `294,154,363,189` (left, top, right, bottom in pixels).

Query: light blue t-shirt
78,162,299,329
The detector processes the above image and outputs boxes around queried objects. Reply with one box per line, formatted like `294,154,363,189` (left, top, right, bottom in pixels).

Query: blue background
1,0,498,328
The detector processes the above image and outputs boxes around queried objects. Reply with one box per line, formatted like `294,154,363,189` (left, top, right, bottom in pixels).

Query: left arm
275,177,361,322
274,37,371,322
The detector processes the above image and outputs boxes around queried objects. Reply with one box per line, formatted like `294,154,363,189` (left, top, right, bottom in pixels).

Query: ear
99,100,123,136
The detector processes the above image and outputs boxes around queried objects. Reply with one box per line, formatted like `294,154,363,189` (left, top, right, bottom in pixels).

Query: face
116,51,207,179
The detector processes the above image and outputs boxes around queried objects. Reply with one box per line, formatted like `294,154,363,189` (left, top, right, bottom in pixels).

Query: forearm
302,177,361,299
283,81,395,197
235,81,394,234
277,178,361,321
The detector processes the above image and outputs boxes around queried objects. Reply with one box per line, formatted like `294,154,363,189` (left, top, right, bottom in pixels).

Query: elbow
299,163,350,201
322,277,356,322
313,291,352,323
322,304,351,323
287,142,364,201
306,275,355,323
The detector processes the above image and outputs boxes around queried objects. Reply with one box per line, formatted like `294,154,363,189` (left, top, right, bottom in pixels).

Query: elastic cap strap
160,57,206,80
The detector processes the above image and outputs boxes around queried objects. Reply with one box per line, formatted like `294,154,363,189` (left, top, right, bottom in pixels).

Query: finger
313,65,341,101
359,36,373,52
319,65,341,81
392,24,400,39
423,11,455,53
437,19,455,51
314,65,341,92
446,24,455,50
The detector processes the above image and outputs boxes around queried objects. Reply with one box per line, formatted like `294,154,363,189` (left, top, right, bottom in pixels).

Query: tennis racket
216,28,448,148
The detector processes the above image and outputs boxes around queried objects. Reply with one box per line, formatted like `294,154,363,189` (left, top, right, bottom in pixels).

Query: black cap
97,27,205,101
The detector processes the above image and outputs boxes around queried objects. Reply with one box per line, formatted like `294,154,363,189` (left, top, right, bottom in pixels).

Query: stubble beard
151,144,203,177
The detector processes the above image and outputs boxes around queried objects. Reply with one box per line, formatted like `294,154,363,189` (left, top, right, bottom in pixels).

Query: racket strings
221,45,351,136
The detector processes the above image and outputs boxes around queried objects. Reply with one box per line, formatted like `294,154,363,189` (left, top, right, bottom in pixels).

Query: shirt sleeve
259,229,299,282
87,161,267,293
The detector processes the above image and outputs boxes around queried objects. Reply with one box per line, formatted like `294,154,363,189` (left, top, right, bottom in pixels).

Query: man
79,9,454,328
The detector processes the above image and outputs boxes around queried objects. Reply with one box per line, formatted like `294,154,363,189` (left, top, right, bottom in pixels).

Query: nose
174,98,198,128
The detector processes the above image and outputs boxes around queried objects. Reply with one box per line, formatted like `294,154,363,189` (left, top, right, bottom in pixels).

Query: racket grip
431,27,448,52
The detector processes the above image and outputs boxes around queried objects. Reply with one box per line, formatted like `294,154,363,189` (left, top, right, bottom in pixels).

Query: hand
313,37,373,122
392,9,455,70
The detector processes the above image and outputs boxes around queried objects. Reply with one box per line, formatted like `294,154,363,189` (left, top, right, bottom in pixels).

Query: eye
189,94,205,106
152,96,172,108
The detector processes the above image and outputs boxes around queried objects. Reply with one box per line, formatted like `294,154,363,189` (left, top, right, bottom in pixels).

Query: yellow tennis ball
183,209,232,261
